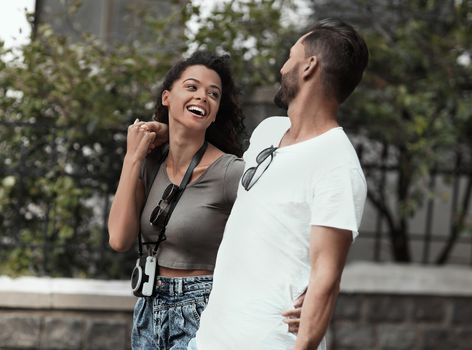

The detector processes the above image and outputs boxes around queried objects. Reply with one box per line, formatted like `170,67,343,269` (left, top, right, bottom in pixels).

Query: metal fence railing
1,121,471,278
355,141,472,266
0,119,134,278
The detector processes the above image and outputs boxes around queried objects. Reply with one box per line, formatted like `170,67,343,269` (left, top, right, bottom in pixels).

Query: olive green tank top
140,153,244,271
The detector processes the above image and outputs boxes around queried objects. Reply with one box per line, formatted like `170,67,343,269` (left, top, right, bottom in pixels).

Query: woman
108,51,245,349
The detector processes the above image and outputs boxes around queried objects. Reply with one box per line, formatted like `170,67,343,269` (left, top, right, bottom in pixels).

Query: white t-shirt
195,117,367,350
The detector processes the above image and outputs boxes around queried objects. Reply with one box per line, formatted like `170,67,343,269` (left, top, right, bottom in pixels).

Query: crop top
139,153,244,271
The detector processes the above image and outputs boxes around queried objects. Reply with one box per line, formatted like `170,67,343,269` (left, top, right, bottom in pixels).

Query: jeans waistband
155,275,213,294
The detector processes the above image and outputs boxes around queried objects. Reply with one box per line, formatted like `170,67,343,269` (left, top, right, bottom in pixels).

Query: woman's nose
195,90,207,102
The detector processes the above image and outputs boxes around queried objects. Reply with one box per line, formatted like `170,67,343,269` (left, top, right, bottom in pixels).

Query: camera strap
137,144,169,257
138,141,209,257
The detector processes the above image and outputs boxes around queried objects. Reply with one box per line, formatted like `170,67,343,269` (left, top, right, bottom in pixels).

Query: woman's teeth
187,105,206,117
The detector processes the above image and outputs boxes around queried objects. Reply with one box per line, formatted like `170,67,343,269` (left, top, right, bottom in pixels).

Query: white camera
130,256,157,297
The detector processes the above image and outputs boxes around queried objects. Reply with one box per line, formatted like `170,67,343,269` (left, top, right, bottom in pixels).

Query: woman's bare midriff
159,266,213,277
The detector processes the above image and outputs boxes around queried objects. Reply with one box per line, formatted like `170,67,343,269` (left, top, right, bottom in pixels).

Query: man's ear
302,56,318,80
162,90,170,107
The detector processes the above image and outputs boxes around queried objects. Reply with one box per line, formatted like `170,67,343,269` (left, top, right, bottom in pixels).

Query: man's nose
280,63,287,75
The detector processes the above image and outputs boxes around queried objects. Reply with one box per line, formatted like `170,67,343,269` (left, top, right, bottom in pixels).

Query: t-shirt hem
158,262,215,271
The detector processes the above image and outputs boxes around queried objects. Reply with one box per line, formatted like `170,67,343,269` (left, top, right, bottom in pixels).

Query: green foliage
1,0,470,273
334,0,472,261
0,0,298,277
0,5,189,277
188,0,300,90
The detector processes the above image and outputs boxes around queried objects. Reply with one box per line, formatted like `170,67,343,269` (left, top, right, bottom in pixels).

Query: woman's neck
166,126,206,179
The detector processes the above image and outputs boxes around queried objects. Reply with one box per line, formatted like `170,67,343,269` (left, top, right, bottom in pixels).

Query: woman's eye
209,91,220,99
186,84,197,90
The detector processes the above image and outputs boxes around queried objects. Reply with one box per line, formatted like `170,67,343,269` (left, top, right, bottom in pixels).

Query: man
189,18,369,350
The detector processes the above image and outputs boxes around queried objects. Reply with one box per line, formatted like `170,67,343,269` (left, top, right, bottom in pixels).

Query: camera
131,256,157,297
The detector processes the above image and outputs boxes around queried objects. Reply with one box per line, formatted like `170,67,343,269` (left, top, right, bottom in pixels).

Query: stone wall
329,263,472,350
0,310,131,350
1,263,471,350
0,278,134,350
331,293,471,350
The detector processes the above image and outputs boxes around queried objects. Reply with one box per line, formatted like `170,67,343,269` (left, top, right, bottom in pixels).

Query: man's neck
281,90,339,147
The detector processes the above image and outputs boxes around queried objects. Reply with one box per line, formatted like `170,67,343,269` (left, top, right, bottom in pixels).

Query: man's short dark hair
303,18,369,104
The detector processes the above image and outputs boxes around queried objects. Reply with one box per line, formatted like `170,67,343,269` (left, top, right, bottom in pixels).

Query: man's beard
273,64,299,110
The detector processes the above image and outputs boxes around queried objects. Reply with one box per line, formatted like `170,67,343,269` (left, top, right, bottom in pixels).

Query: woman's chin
170,117,211,134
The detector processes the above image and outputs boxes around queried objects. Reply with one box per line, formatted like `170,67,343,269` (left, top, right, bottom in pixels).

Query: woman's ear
162,90,170,107
302,56,318,80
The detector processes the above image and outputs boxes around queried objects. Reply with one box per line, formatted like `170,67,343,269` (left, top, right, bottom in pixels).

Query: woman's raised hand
126,119,169,161
139,121,169,151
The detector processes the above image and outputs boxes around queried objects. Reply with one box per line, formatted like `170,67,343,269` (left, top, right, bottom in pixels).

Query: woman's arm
108,120,161,252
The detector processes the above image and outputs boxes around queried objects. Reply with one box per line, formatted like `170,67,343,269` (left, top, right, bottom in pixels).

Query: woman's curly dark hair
154,51,245,157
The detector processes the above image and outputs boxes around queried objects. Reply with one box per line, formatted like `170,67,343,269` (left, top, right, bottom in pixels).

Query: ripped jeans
131,275,212,350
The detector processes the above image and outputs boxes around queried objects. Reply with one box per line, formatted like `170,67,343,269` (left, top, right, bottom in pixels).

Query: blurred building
311,0,455,24
34,0,186,47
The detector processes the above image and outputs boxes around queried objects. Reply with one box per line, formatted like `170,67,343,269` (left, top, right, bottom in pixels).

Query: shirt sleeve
309,165,367,240
223,157,245,206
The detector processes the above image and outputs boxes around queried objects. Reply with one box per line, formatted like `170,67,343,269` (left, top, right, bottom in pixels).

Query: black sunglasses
149,183,180,228
241,145,277,191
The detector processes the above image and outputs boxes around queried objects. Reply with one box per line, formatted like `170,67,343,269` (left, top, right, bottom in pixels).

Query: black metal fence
0,119,134,278
1,120,471,279
354,140,472,266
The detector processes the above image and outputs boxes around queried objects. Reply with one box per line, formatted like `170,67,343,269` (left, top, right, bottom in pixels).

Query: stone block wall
1,263,471,350
330,294,472,350
0,310,131,350
0,278,135,350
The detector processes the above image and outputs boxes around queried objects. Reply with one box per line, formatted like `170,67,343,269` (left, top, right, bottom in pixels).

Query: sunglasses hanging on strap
241,145,277,191
131,141,208,297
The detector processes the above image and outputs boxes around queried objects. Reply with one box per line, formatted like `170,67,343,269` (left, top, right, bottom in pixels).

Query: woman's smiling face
162,65,222,132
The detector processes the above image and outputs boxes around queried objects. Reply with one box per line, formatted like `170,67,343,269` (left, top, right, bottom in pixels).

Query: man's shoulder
256,116,289,130
305,128,363,173
250,116,289,142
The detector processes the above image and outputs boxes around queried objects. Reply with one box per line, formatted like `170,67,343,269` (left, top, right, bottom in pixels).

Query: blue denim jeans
187,338,198,350
131,275,212,350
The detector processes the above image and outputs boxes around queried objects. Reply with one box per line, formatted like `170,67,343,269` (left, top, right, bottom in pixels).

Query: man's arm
293,225,352,350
